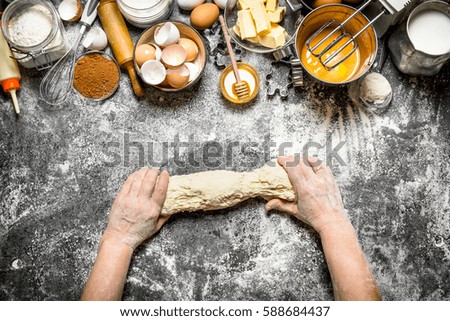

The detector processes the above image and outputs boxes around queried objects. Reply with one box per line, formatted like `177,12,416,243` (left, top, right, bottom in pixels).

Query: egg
82,27,108,51
166,64,190,88
135,44,157,66
178,38,199,62
312,0,341,8
154,22,180,47
161,44,187,69
213,0,227,9
177,0,205,11
190,3,220,30
140,60,166,85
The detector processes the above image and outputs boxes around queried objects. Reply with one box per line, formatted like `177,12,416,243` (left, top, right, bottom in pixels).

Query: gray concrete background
0,1,449,300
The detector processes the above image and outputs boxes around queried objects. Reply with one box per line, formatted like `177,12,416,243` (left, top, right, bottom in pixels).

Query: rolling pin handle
126,65,145,97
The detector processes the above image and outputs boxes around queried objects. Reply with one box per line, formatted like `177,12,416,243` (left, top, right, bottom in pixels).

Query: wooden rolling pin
97,0,145,97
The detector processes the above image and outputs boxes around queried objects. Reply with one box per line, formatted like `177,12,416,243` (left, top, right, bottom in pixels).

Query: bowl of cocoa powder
73,51,121,101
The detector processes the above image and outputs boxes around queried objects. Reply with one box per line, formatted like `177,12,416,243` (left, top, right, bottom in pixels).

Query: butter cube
250,2,271,34
233,24,241,37
237,9,257,39
266,0,278,11
258,23,286,48
267,6,286,23
238,0,264,10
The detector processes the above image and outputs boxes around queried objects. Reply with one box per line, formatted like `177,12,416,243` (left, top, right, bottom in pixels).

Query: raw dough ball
359,72,392,104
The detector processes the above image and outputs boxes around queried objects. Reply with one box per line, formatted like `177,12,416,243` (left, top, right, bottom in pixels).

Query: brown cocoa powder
73,53,120,99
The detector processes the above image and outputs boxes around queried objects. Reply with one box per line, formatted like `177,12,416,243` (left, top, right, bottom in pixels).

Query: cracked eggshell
141,60,167,85
185,62,200,82
166,64,190,88
177,0,205,11
161,44,187,69
58,0,83,22
82,27,108,51
154,22,180,47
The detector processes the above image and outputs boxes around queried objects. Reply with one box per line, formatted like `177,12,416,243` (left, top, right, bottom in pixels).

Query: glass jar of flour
1,0,68,70
117,0,174,28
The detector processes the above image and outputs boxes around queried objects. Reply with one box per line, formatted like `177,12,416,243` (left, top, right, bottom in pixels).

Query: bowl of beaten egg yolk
295,4,377,85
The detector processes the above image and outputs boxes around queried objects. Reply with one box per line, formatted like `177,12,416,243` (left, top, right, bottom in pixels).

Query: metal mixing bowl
295,4,378,85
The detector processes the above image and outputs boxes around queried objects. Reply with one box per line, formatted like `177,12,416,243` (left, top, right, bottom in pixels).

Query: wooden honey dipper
97,0,144,97
219,15,250,100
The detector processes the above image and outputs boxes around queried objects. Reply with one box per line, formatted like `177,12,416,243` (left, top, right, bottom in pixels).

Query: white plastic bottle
0,28,21,114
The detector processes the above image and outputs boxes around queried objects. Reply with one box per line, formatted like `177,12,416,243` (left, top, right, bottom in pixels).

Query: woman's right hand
265,156,349,234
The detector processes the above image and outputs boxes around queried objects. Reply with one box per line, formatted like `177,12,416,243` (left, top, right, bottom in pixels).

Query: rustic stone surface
0,2,449,300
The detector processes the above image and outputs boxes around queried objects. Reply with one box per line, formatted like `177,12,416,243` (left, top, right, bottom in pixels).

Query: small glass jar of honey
219,62,260,104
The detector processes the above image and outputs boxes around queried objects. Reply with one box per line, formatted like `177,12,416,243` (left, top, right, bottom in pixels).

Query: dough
162,161,295,215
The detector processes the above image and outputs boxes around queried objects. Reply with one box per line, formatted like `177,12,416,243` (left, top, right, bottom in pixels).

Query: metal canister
388,1,450,76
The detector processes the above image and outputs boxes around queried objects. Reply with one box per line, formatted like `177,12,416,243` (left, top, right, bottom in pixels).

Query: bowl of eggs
134,21,207,91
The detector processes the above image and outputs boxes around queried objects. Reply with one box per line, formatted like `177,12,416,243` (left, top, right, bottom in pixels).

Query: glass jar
117,0,174,28
1,0,68,70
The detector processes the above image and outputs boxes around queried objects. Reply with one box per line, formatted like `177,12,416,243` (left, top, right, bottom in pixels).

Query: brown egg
178,38,199,62
161,44,187,69
190,3,219,30
166,64,190,88
312,0,341,8
135,44,156,66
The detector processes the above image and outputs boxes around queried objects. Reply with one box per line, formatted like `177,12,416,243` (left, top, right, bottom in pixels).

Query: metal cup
388,0,450,76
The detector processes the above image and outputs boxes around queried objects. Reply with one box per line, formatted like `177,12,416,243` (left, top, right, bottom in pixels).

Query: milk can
388,1,450,76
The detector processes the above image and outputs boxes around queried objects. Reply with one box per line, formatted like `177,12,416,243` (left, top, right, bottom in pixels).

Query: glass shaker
1,0,69,70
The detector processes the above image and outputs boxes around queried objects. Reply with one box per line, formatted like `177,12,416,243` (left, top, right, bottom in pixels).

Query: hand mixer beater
305,0,413,71
40,0,100,105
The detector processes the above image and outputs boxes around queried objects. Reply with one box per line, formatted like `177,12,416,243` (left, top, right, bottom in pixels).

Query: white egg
141,60,166,85
213,0,227,9
177,0,205,11
82,27,108,51
154,22,180,47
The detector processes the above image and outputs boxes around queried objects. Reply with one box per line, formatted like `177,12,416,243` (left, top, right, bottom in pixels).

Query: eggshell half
82,27,108,51
161,44,187,69
141,60,167,85
58,0,82,22
154,22,180,47
166,64,190,88
178,38,199,62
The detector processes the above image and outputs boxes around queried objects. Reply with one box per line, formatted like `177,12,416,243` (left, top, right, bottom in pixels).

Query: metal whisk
305,0,410,70
40,0,99,105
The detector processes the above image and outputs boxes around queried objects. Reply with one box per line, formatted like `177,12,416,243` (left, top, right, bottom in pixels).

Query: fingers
129,167,150,196
139,168,159,198
152,170,170,206
278,155,304,188
265,198,299,216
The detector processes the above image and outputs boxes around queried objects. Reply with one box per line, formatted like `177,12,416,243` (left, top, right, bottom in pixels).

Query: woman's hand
104,167,170,250
266,156,348,234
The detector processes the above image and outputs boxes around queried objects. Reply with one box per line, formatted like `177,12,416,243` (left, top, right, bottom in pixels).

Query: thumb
265,199,299,216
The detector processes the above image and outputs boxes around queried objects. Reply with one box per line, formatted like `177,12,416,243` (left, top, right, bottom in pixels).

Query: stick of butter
266,0,279,11
250,2,271,34
257,23,286,48
267,6,286,23
237,9,257,39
